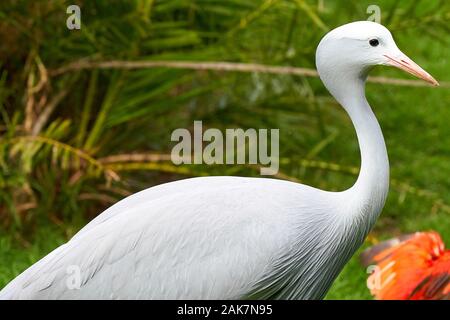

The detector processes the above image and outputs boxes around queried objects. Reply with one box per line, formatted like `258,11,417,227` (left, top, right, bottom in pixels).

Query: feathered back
361,231,450,300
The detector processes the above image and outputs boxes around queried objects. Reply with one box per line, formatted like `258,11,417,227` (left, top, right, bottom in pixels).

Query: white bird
0,21,438,300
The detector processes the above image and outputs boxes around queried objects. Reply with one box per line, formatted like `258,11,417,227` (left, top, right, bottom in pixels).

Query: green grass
0,226,67,289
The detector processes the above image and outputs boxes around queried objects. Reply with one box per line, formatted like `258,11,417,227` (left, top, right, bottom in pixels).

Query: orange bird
361,231,450,300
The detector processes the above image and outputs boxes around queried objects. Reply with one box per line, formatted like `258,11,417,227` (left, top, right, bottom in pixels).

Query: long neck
325,74,390,221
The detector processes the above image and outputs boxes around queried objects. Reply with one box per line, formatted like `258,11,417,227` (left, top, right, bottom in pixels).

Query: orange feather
362,232,450,300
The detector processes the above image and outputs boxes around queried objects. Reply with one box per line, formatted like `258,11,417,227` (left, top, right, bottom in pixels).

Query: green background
0,0,449,299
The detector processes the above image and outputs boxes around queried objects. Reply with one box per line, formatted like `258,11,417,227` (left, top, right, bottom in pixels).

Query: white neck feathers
322,72,390,221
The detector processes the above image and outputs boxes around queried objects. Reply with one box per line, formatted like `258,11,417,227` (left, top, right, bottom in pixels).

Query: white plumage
0,21,437,300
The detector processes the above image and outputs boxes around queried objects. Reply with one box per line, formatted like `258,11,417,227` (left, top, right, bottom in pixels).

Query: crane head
316,21,439,86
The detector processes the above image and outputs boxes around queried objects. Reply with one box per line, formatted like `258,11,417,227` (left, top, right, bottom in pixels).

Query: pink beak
383,53,439,86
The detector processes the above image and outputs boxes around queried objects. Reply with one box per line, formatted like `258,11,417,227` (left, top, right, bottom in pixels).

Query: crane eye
369,39,379,47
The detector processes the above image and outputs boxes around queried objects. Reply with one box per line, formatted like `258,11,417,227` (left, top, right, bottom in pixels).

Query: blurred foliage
0,0,449,299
